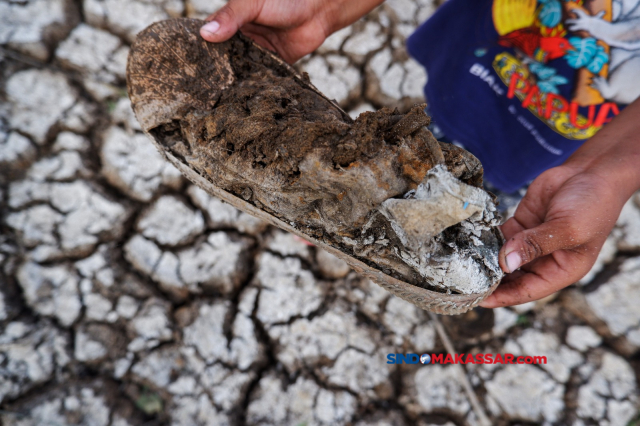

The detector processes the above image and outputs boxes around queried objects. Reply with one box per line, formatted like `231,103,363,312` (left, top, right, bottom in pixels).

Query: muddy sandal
127,18,504,315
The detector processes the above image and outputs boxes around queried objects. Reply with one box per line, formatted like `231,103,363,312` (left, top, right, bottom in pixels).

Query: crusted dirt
128,19,502,299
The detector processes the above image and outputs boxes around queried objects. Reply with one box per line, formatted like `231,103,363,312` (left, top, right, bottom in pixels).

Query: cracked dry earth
1,1,640,425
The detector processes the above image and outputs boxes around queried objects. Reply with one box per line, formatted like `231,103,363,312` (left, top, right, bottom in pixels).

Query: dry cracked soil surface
1,1,640,425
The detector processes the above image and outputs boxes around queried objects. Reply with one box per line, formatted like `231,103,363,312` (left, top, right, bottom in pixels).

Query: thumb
200,0,260,42
499,219,580,273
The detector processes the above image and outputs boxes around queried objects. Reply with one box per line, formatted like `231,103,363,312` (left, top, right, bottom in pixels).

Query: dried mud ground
1,1,640,425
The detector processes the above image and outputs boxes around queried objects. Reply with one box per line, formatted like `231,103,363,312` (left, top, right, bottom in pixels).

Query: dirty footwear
127,18,503,314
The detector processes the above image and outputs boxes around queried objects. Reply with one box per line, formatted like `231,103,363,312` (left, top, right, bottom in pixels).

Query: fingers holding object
201,0,261,42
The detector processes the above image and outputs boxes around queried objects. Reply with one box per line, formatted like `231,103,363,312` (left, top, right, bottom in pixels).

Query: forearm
320,0,385,34
564,97,640,203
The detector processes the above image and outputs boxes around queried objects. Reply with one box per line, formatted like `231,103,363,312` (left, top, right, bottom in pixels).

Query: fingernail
201,21,220,35
479,296,494,308
506,251,521,273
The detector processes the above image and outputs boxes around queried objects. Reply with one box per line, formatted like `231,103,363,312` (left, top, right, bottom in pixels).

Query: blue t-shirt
407,0,638,193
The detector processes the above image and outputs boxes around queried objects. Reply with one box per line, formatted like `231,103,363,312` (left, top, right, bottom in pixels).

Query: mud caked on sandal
127,18,504,315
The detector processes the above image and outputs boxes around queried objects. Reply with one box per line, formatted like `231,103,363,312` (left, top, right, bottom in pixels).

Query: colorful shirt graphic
407,0,640,192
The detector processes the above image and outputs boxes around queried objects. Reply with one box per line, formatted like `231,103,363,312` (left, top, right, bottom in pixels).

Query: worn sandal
127,18,504,314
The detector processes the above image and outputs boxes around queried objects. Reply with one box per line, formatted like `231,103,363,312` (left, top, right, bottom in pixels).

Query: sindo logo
386,353,548,365
386,353,421,364
386,353,433,364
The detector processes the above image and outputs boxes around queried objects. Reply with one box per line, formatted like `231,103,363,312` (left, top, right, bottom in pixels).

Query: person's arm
200,0,384,63
481,96,640,308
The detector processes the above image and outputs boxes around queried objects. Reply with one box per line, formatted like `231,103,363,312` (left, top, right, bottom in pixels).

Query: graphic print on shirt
491,0,640,139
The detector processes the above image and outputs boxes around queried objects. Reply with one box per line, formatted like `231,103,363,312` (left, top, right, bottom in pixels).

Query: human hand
481,95,640,308
480,165,624,308
199,0,383,63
